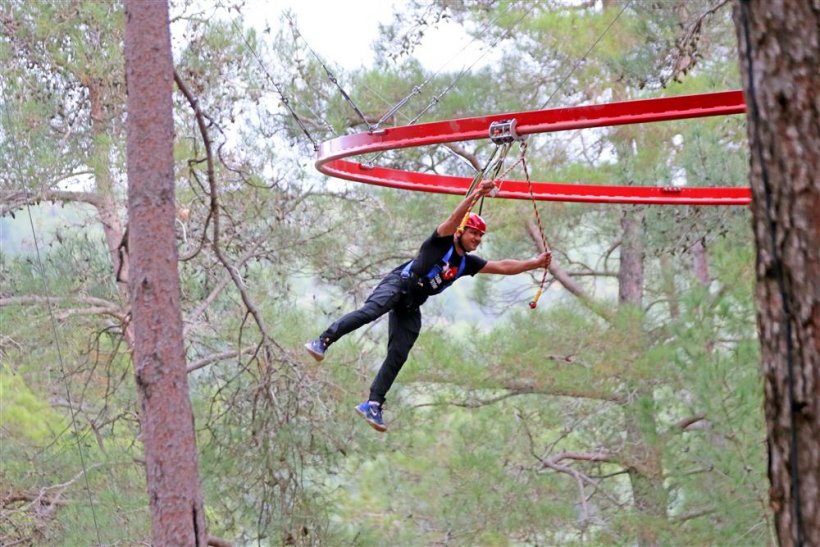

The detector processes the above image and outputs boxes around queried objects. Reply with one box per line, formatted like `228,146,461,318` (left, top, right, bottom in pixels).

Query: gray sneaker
304,338,328,361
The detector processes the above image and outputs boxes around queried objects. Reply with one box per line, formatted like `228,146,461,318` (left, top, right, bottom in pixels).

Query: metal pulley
489,119,525,144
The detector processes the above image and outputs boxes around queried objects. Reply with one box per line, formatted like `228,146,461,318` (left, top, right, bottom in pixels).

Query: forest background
0,1,773,545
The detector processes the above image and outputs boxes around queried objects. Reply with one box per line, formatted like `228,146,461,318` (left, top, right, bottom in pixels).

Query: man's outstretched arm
436,180,496,236
480,251,551,275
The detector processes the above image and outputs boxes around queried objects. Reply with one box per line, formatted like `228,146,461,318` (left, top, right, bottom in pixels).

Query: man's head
457,213,486,252
464,212,486,235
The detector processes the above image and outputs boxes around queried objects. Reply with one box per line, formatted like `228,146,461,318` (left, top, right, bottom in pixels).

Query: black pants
320,271,422,404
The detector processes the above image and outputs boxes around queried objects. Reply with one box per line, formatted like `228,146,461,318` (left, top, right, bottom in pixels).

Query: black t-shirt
395,230,487,300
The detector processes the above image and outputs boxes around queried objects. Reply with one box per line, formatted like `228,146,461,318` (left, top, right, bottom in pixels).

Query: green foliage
0,370,66,443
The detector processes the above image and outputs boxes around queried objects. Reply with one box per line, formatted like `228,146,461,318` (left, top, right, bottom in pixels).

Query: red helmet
463,213,487,235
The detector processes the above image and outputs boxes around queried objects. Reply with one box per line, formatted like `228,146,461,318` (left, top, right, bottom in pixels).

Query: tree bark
733,1,820,545
89,77,130,292
623,398,667,543
659,254,680,319
618,207,645,307
619,206,668,546
124,1,207,545
690,238,710,287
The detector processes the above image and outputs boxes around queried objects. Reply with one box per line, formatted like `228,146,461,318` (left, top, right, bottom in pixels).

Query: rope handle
529,288,543,309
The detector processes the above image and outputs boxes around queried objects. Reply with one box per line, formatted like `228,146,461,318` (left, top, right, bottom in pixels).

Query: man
304,179,551,432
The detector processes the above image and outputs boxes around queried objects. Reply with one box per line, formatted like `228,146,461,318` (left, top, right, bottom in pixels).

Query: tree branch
183,235,272,336
673,507,717,524
677,414,707,431
443,142,482,171
411,377,625,405
174,70,283,354
186,348,258,374
550,450,617,465
1,493,69,509
0,295,124,321
540,453,626,507
0,189,105,215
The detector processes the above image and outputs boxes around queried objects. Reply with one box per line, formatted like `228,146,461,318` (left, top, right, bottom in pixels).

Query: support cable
738,2,805,544
369,2,518,130
458,137,551,307
393,3,537,130
356,1,633,181
456,140,550,307
361,1,529,169
286,14,374,131
231,20,321,151
358,4,533,168
539,0,632,109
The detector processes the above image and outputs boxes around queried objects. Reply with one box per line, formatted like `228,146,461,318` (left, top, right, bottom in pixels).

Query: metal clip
489,119,525,144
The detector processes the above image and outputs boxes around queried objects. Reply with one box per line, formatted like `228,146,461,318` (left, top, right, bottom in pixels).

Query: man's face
460,227,484,251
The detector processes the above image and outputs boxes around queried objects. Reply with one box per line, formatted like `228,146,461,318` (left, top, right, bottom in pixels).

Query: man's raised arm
436,180,496,236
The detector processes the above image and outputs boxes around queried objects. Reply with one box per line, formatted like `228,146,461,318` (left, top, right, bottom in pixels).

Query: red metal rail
315,90,750,206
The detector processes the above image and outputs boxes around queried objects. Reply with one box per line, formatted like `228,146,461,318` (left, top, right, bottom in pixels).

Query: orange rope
520,142,551,308
457,140,550,308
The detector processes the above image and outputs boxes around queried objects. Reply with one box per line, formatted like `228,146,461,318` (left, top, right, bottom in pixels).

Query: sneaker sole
304,343,325,362
355,405,387,432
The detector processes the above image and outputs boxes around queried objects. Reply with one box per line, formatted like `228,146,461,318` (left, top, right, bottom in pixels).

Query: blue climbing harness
401,245,466,294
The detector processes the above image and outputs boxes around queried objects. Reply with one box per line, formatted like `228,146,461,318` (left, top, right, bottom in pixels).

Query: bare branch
443,142,482,171
677,415,707,431
183,234,273,336
673,507,718,524
1,493,69,509
174,70,282,353
0,189,105,217
411,377,625,405
0,295,124,321
500,379,624,403
186,349,258,374
539,452,624,507
550,450,617,465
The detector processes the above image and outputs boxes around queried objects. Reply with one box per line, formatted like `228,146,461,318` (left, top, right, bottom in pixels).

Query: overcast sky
253,0,481,70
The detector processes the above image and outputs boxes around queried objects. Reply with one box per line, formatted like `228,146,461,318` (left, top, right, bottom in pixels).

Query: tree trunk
618,207,644,307
733,1,820,545
88,78,133,349
659,254,679,319
618,206,668,546
624,397,667,545
124,2,207,545
690,238,710,287
89,78,130,293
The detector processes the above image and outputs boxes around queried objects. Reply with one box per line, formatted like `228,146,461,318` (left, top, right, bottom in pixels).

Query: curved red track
315,91,750,206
